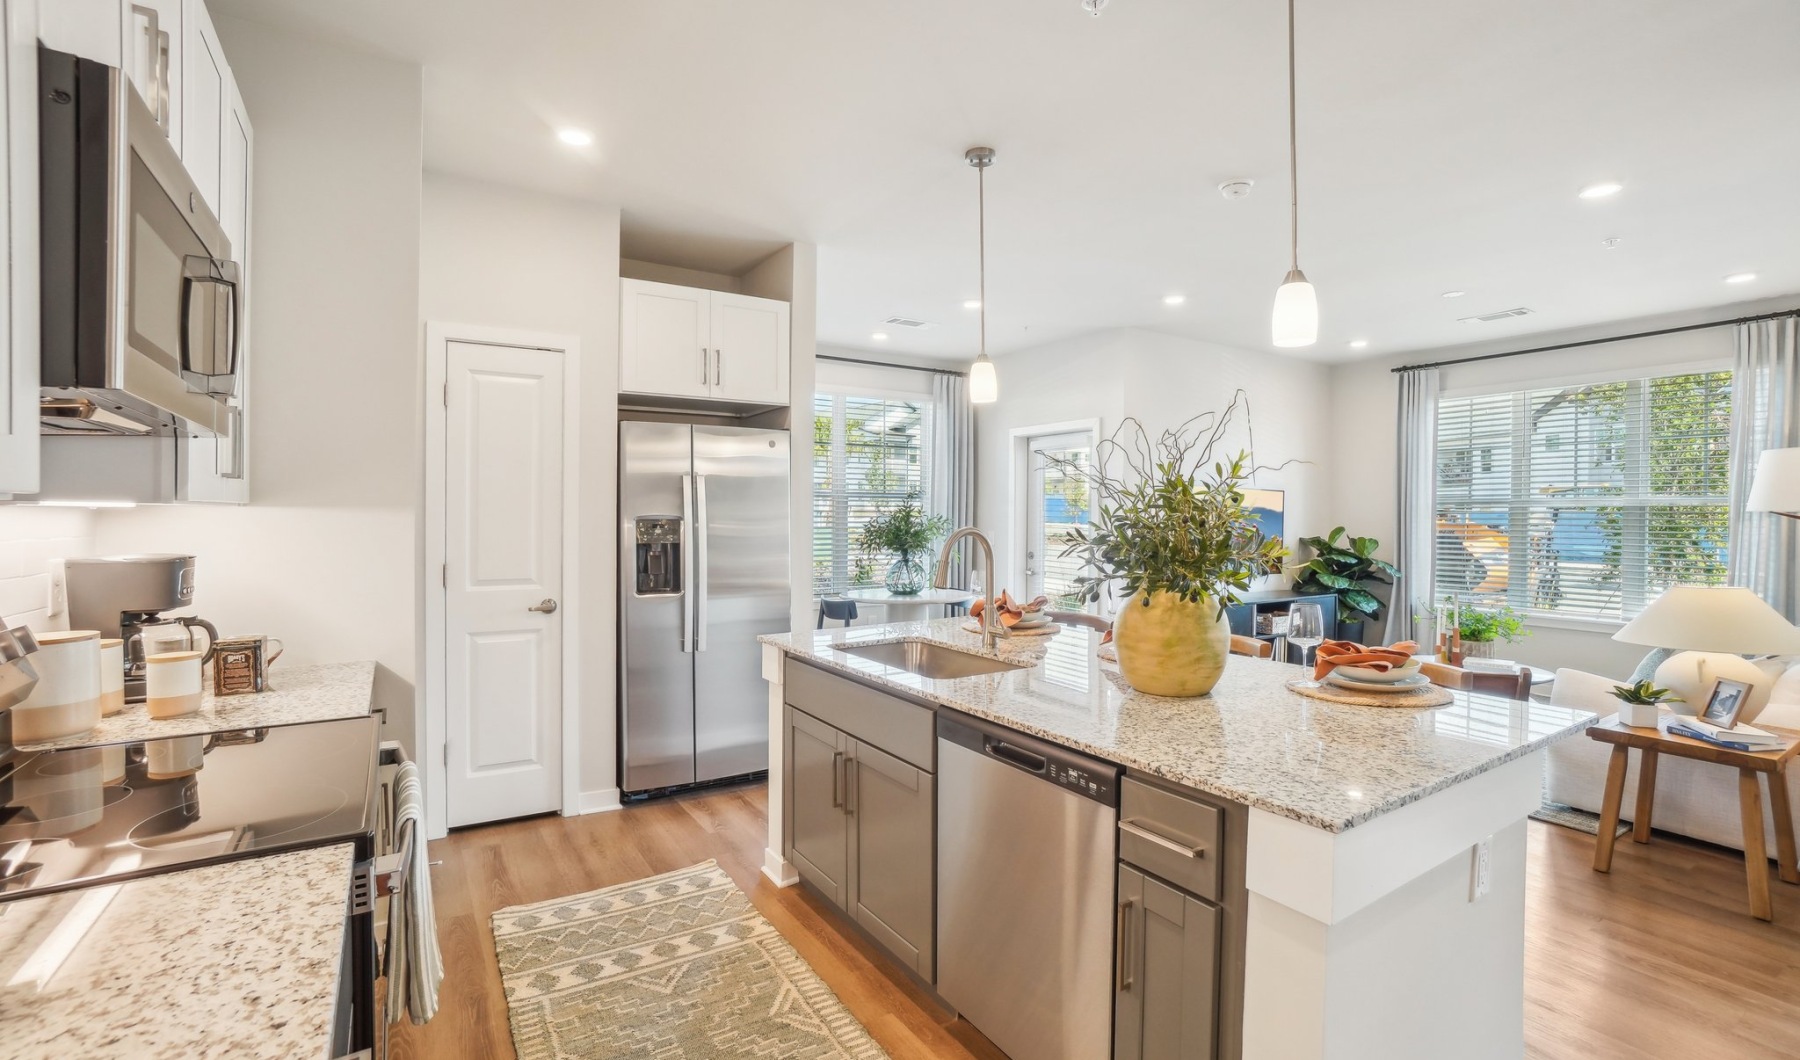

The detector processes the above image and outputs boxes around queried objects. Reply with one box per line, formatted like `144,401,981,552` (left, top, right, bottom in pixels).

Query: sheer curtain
1728,315,1800,622
928,372,975,586
1385,367,1440,644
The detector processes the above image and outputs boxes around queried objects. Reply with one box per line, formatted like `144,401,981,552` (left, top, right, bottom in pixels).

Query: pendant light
1270,0,1318,348
966,146,999,404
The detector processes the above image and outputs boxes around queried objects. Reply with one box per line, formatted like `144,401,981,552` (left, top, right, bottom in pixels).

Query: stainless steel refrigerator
620,421,791,795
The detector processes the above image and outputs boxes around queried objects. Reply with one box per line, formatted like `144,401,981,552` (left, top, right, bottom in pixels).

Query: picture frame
1699,678,1753,729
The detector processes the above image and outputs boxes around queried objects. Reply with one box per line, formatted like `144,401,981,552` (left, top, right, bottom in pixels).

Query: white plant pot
1618,701,1660,729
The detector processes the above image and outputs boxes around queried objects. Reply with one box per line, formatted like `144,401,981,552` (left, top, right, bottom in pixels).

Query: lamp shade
1613,585,1800,654
1271,269,1318,348
1746,447,1800,515
969,355,997,404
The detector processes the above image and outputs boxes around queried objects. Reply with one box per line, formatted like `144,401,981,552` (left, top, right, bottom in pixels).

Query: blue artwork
1242,488,1285,545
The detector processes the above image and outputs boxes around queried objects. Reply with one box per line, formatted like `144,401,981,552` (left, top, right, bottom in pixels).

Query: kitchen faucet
934,527,1002,651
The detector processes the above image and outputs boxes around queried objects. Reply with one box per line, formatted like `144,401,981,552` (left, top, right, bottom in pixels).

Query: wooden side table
1589,717,1800,921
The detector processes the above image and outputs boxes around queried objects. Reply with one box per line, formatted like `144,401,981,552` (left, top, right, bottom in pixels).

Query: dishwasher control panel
1047,760,1114,802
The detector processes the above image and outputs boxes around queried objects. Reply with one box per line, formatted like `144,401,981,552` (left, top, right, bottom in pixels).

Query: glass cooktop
0,716,377,901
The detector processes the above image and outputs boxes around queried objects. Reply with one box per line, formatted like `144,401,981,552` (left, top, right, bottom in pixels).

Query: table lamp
1613,586,1800,724
1746,447,1800,519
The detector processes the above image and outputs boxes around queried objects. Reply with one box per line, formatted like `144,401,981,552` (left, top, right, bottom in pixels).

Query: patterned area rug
492,860,891,1060
1530,801,1630,838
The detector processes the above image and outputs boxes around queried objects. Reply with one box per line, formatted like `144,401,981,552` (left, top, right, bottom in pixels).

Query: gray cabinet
783,663,937,982
1116,865,1220,1060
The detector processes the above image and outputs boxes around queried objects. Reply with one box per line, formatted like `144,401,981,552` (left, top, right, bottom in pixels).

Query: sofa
1544,658,1800,854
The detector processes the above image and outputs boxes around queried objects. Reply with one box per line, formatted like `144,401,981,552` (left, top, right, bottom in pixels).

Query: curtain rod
817,353,966,377
1391,307,1799,374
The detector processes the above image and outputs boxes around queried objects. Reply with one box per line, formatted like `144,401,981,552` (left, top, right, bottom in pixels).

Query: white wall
0,509,96,631
96,17,423,741
974,328,1332,605
1327,301,1787,678
419,173,622,805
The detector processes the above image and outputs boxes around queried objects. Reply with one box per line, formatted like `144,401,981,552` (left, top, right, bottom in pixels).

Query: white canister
100,744,128,786
98,638,126,716
145,734,206,779
12,630,103,742
145,650,205,719
15,747,106,835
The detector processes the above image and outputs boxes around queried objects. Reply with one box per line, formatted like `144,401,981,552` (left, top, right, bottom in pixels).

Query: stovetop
0,715,377,901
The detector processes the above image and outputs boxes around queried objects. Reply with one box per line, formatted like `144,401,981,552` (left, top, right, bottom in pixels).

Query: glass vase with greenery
1440,597,1529,658
1289,527,1399,638
859,496,950,595
1048,394,1289,696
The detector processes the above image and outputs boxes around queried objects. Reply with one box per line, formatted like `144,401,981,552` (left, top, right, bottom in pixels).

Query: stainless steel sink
836,640,1026,679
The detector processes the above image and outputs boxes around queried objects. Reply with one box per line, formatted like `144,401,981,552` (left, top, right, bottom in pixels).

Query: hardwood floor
390,782,1800,1060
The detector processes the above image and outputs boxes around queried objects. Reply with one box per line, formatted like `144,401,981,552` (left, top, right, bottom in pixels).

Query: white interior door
1021,429,1095,607
444,340,565,827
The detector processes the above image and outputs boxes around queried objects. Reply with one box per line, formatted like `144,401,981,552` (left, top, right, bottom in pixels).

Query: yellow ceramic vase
1111,590,1231,697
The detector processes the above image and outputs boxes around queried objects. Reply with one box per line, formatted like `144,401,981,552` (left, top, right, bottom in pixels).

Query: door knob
528,598,559,614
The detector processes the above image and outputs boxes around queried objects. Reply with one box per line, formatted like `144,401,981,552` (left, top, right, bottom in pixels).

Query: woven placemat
1286,679,1454,708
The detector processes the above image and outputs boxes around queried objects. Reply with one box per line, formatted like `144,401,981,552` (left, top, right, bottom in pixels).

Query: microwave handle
180,256,242,395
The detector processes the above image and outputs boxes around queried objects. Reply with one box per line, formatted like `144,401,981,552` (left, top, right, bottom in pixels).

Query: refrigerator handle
680,474,696,654
695,474,709,652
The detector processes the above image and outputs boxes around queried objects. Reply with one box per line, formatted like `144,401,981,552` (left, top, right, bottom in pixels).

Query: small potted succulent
1609,680,1681,729
859,496,951,595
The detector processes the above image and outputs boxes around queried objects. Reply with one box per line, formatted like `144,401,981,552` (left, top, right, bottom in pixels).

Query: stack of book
1663,716,1792,753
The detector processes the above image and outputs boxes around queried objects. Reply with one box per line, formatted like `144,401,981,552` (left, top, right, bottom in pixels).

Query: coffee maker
63,555,217,702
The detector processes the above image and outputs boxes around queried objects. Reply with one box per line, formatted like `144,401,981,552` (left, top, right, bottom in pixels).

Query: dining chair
1047,611,1111,632
817,598,858,629
1421,661,1533,700
1229,635,1274,659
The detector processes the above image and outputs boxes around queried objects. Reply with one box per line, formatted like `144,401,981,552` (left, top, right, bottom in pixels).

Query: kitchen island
761,617,1596,1060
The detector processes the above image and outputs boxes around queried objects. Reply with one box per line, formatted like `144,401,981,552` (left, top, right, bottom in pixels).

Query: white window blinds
813,392,929,595
1433,369,1733,621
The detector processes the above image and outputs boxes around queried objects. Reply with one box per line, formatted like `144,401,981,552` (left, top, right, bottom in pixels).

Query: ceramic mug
211,635,285,696
145,650,205,719
12,630,103,742
98,638,125,716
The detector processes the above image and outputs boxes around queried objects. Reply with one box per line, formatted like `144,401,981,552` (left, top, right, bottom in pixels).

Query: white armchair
1544,662,1800,854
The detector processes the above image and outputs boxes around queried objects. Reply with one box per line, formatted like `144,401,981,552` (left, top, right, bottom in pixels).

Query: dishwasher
937,709,1120,1060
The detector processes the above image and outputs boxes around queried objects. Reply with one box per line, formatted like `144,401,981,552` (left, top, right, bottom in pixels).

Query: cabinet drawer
783,659,934,771
1120,777,1223,901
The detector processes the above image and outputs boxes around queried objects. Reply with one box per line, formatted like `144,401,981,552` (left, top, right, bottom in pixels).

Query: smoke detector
1218,179,1254,200
1081,0,1109,16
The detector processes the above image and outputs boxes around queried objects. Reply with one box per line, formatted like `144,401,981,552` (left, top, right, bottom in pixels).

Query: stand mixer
63,555,218,703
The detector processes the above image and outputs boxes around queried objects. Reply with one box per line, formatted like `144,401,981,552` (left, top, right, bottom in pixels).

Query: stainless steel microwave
39,46,239,436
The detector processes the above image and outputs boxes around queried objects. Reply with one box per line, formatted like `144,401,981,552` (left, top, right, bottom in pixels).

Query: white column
762,642,798,886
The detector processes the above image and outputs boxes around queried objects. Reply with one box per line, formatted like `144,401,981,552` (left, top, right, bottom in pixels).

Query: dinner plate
1326,671,1432,693
1333,661,1423,684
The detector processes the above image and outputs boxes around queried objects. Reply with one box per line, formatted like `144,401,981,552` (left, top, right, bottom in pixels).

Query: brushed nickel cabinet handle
1120,819,1206,859
1116,898,1135,991
831,750,843,808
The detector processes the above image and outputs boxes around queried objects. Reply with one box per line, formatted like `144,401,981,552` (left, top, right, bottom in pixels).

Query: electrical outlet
1470,836,1493,901
46,561,68,619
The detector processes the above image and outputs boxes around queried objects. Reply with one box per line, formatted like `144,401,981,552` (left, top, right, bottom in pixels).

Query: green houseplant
1290,527,1399,639
1608,679,1681,728
859,496,951,595
1051,395,1289,697
1440,598,1529,659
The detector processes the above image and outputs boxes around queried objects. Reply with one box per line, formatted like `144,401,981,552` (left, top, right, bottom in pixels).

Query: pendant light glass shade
1271,269,1318,348
969,354,998,404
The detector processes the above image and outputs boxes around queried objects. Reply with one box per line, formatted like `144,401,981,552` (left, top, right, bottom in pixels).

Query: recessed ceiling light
1441,290,1466,299
1578,182,1623,199
1163,294,1186,306
1725,272,1758,284
1348,339,1369,349
556,127,594,147
963,300,982,310
871,332,889,341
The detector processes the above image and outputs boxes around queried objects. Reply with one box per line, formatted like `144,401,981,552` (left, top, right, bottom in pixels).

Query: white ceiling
216,0,1800,364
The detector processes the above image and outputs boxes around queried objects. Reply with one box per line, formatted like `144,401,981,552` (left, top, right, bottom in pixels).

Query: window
1432,369,1732,621
813,391,930,595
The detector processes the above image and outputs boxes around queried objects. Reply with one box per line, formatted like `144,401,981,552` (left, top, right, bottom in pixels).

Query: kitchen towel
385,759,443,1024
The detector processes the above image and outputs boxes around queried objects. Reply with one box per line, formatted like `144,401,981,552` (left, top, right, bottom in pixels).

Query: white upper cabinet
710,291,790,405
0,0,37,496
619,279,790,406
179,0,225,212
124,0,181,145
620,279,712,400
183,76,249,503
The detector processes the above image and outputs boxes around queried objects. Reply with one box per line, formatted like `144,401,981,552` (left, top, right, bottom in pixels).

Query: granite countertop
0,844,356,1059
19,661,377,752
763,618,1596,832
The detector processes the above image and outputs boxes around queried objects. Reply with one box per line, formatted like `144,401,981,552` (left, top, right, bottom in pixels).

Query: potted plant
1289,527,1399,641
1440,598,1529,659
1609,679,1681,729
1052,396,1289,697
859,496,951,596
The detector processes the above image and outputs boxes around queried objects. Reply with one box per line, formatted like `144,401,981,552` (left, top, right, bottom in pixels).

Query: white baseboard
762,848,798,887
578,787,623,814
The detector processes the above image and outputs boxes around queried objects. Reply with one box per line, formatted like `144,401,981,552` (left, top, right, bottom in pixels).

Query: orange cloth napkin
969,591,1049,628
1312,640,1419,681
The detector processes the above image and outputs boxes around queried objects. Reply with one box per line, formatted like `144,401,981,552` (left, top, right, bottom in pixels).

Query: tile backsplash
0,508,97,632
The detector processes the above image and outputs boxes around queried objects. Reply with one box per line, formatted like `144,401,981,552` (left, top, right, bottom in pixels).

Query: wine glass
1288,603,1326,687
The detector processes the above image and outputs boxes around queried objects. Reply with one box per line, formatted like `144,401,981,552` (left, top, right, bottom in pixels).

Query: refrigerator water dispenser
634,517,683,595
